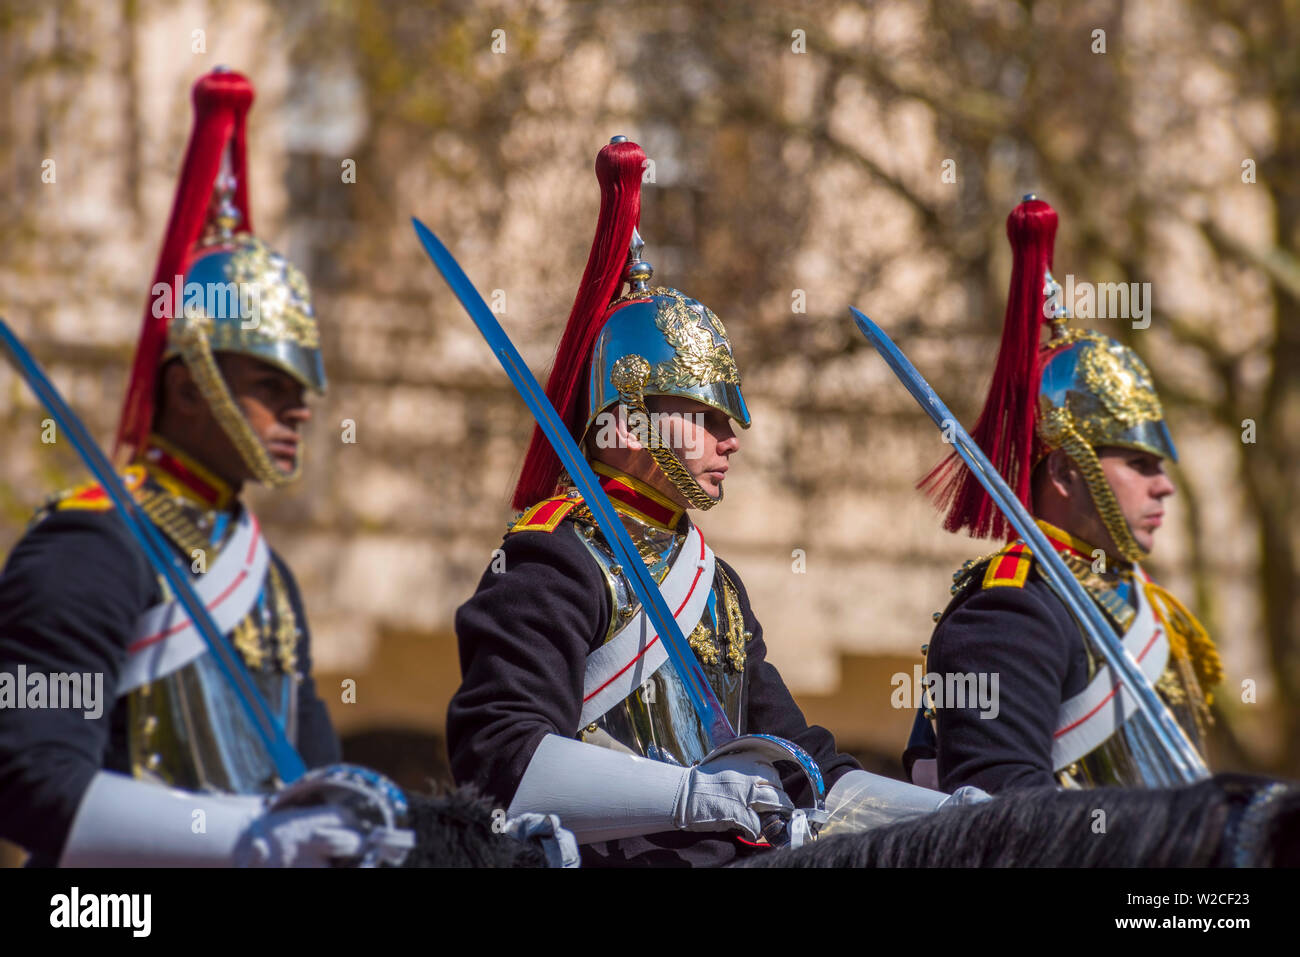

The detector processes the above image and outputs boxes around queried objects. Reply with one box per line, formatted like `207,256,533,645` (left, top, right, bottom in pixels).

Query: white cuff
507,734,688,844
60,771,263,867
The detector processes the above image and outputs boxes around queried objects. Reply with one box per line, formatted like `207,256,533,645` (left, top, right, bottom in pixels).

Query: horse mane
399,774,1300,867
401,786,548,868
740,775,1300,868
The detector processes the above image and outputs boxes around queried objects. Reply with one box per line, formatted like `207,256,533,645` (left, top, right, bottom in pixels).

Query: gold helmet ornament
922,195,1176,563
513,136,748,512
116,68,325,487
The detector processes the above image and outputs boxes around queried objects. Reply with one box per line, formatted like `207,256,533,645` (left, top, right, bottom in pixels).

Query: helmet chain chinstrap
621,393,719,511
173,314,301,488
1039,408,1146,564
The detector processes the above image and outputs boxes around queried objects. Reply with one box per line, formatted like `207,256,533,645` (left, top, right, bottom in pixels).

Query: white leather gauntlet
507,734,793,844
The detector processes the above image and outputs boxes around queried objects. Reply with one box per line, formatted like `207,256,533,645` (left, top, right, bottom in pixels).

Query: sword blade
412,218,737,747
0,319,306,783
849,307,1208,785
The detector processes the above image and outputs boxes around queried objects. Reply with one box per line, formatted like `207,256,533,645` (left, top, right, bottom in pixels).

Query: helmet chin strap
609,355,718,511
619,396,719,511
1039,407,1146,564
171,313,301,489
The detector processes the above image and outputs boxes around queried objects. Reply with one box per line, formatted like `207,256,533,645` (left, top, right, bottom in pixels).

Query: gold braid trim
231,616,264,670
1143,581,1224,703
717,566,749,673
1038,407,1146,563
687,619,721,665
267,560,299,674
172,312,300,488
136,489,211,557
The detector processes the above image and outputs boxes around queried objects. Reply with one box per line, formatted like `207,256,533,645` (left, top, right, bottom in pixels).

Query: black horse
402,774,1300,867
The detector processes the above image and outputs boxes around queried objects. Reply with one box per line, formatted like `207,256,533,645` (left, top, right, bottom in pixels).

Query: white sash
577,523,716,730
118,510,269,696
1051,568,1169,770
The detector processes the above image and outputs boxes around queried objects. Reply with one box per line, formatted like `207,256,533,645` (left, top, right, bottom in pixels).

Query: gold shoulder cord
1142,581,1222,702
1059,548,1220,737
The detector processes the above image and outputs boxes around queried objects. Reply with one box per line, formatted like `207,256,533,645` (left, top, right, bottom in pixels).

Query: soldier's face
647,396,740,501
1097,447,1175,554
217,354,312,477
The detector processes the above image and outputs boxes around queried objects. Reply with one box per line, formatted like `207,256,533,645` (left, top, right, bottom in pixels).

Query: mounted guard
436,136,981,868
0,68,410,866
901,196,1222,792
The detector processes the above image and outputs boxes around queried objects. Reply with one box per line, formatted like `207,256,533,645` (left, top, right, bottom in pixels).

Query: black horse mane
400,774,1300,868
401,786,547,868
740,774,1300,868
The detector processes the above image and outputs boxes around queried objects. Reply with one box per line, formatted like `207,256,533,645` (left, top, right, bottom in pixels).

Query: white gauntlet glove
60,767,414,868
233,805,366,867
508,734,794,845
674,752,794,840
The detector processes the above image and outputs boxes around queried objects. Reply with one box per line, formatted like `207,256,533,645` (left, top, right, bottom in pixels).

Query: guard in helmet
903,196,1223,794
447,137,974,868
0,69,409,866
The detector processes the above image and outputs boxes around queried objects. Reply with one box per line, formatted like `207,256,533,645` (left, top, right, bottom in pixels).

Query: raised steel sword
849,307,1209,785
412,218,826,842
0,318,306,782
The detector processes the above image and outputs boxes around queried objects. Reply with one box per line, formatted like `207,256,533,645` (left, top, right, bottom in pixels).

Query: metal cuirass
125,492,301,795
572,512,746,767
1054,562,1211,789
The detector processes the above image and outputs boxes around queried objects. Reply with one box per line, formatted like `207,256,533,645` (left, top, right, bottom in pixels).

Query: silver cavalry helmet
1035,271,1179,561
583,231,750,439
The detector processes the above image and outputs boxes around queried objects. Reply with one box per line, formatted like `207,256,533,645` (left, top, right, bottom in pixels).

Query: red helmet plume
511,139,646,511
115,68,254,459
919,197,1059,539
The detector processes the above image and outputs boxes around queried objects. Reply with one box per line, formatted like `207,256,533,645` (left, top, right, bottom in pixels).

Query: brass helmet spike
625,227,653,293
202,172,242,247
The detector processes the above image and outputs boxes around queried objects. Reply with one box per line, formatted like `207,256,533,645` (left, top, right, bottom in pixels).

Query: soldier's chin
266,445,299,474
1129,522,1157,554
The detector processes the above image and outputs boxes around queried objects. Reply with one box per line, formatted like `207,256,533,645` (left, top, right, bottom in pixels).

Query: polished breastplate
573,513,746,767
126,490,300,794
1056,564,1210,789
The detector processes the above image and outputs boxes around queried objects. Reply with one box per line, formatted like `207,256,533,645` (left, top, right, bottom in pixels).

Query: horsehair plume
512,139,646,511
116,69,255,459
918,197,1058,539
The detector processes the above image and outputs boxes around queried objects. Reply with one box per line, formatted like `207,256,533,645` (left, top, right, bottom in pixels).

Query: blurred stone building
2,0,1296,863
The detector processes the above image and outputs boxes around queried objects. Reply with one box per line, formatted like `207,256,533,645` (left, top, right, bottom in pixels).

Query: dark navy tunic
447,518,861,867
902,556,1091,795
0,494,339,865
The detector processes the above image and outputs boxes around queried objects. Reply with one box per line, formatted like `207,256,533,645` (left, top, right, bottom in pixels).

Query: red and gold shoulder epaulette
981,540,1033,589
50,465,148,512
507,493,582,535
